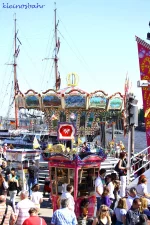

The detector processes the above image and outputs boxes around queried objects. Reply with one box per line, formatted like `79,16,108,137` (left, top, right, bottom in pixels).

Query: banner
136,36,150,148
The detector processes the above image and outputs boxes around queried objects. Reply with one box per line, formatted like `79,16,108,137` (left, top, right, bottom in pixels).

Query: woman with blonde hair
114,198,127,225
92,205,111,225
140,197,150,219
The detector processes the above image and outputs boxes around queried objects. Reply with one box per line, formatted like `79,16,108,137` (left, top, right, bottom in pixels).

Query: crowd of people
0,144,149,225
0,158,47,225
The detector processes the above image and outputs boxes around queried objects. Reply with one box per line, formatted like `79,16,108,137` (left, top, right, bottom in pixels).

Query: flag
33,136,40,149
136,36,150,147
10,121,15,125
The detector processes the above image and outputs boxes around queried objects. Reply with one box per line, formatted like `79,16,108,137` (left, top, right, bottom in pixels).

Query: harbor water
106,130,147,153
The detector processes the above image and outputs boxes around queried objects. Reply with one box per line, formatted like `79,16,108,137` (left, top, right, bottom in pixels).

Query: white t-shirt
108,182,115,199
61,192,75,211
115,208,127,222
136,183,148,196
126,195,138,210
31,191,43,205
95,176,103,197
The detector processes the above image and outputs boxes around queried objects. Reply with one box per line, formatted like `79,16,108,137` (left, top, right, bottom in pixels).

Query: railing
129,146,150,182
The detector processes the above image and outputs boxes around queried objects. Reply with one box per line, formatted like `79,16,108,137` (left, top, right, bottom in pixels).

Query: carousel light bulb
70,113,76,120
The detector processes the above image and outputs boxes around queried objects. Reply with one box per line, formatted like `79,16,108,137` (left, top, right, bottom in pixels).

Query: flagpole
14,14,18,129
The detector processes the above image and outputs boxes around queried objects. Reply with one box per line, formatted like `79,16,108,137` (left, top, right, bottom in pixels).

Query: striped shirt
0,204,15,225
15,199,35,225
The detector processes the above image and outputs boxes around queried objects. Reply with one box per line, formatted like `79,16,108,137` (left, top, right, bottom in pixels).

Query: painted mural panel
89,96,107,109
65,95,86,108
25,95,40,108
42,95,61,107
108,97,123,110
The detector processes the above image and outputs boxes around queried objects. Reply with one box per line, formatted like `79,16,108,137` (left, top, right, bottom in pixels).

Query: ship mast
14,14,18,129
54,3,61,91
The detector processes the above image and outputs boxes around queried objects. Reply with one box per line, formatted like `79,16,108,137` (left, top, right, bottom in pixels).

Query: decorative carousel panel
89,96,107,109
16,95,25,108
87,112,95,128
25,95,41,108
65,95,86,108
107,97,123,111
42,95,61,108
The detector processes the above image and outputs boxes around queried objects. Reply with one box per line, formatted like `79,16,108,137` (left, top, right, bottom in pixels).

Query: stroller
43,177,51,197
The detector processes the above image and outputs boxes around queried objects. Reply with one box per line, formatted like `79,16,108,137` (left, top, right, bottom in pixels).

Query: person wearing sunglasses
92,204,111,225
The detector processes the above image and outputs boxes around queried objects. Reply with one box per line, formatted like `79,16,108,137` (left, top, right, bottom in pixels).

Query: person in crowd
126,187,138,210
114,198,127,225
2,189,13,210
2,143,7,160
92,204,111,225
0,173,8,195
95,169,106,212
126,198,146,225
0,195,16,225
0,146,3,159
115,143,120,158
51,198,77,225
118,141,125,151
8,170,19,212
101,186,112,208
82,142,90,152
105,175,111,186
15,190,35,225
107,173,117,208
112,179,121,210
136,175,150,198
28,160,38,197
137,167,145,177
61,184,75,211
22,207,47,225
30,184,43,213
139,197,150,219
118,152,128,197
0,161,11,181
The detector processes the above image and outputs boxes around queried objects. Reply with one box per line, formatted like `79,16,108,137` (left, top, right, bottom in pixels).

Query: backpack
114,161,120,173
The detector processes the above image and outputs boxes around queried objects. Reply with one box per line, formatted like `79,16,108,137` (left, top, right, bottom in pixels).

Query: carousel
15,73,124,219
15,73,124,144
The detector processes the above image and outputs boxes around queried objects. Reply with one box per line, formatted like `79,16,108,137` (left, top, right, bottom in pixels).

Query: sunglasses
102,209,109,212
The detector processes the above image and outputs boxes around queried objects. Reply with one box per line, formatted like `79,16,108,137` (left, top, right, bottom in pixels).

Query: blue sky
0,0,149,117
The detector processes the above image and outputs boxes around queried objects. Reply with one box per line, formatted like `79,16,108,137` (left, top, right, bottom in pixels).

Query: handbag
1,205,8,225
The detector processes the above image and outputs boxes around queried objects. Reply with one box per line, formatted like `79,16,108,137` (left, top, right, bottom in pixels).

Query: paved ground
40,196,53,224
